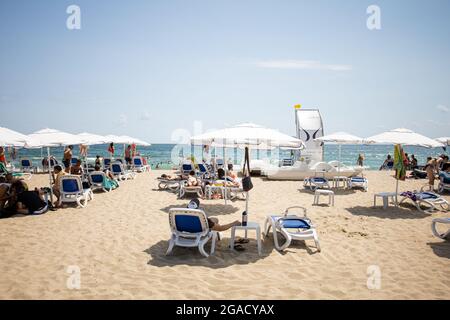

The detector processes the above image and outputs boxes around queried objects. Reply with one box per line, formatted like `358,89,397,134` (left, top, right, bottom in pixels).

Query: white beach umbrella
365,128,444,205
77,132,109,146
366,128,444,148
29,128,84,147
436,137,450,146
315,132,366,173
118,135,151,147
0,127,43,148
191,123,303,149
191,123,304,209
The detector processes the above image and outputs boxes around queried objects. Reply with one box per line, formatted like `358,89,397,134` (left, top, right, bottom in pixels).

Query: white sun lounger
347,176,368,192
431,218,450,240
111,162,136,180
263,206,321,252
166,208,218,257
59,175,93,208
400,191,449,213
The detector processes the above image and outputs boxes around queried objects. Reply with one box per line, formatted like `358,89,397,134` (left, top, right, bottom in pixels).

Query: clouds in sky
117,114,128,127
255,60,352,71
140,111,151,121
436,104,449,113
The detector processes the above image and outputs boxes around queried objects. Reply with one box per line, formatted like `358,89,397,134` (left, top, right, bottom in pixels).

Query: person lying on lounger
218,168,240,187
160,173,185,180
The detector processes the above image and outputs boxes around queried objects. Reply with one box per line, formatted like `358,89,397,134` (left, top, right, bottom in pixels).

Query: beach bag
241,148,253,192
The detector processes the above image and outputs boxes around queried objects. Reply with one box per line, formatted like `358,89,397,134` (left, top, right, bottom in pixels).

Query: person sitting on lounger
187,170,200,186
94,165,119,189
95,155,102,167
379,154,394,170
218,168,239,187
410,154,418,170
187,199,241,232
70,160,83,175
227,164,239,181
0,177,10,210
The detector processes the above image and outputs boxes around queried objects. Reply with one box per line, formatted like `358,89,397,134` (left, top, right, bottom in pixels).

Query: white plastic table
229,222,262,255
332,176,348,189
373,192,398,209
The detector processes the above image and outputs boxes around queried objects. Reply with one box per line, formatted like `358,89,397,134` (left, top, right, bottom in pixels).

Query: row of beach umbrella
0,127,151,148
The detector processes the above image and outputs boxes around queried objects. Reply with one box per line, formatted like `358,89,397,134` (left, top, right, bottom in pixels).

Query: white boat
265,161,363,180
263,107,365,180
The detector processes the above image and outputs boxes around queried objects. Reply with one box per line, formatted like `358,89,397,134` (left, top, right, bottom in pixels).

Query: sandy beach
0,170,449,300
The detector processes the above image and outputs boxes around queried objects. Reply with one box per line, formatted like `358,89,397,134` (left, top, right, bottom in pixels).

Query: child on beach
425,157,437,189
52,165,66,207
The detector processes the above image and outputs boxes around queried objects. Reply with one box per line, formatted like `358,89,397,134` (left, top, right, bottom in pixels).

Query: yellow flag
294,104,302,109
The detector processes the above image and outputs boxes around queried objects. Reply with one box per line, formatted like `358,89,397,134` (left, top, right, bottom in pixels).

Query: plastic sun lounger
400,191,450,213
431,218,450,240
347,176,368,192
179,181,204,199
88,171,113,192
0,162,32,181
111,162,136,181
59,175,93,208
157,177,182,193
438,172,450,194
303,177,331,191
20,158,38,174
181,163,194,175
131,156,150,173
263,206,321,252
166,208,218,257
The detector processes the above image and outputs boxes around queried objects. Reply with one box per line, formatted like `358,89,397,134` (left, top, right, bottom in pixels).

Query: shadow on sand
427,241,450,259
346,205,430,219
145,232,319,268
160,203,240,217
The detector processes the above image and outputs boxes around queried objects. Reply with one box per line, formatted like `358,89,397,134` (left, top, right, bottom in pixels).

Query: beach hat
187,198,200,209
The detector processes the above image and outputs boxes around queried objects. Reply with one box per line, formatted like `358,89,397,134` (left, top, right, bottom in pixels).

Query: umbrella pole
47,147,54,205
395,178,399,207
338,144,341,174
223,146,227,205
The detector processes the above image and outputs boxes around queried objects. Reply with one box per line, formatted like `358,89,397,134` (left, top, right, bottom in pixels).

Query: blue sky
1,0,449,143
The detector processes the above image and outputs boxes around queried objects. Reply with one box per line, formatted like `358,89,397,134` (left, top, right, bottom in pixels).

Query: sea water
4,144,447,170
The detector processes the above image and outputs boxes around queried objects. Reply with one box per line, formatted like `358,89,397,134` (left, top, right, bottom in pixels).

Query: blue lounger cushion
175,215,203,233
271,216,311,229
350,177,367,182
309,178,327,183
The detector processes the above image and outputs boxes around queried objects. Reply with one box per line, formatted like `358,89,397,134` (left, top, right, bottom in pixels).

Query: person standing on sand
425,157,437,190
62,145,73,173
356,154,365,167
0,147,6,166
108,143,115,157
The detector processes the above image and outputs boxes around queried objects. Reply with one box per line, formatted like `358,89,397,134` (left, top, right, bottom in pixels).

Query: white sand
0,170,449,299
